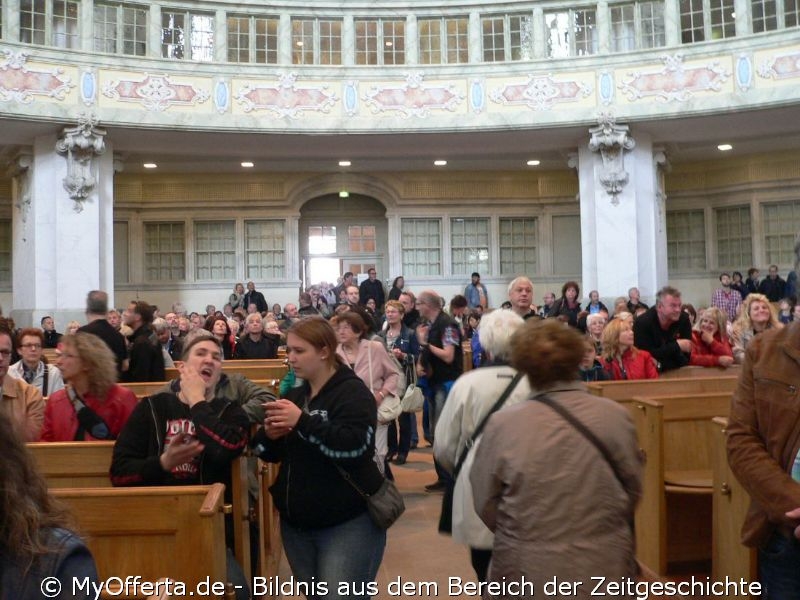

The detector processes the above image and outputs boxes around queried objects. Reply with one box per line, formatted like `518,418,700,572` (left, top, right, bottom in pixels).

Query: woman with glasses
9,328,64,397
40,333,137,442
601,313,659,380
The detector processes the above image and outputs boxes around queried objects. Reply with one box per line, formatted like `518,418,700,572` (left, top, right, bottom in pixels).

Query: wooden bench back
632,393,731,474
53,484,227,596
588,375,738,401
710,417,757,585
28,441,114,488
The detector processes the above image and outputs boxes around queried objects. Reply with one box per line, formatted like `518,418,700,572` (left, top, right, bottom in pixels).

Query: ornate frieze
235,73,337,118
55,115,107,211
619,54,730,102
102,73,210,112
588,114,635,205
758,50,800,80
0,50,74,104
362,73,464,118
489,74,592,111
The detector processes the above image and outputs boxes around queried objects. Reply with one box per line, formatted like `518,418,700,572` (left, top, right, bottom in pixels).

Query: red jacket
689,330,733,367
41,384,138,442
604,348,659,380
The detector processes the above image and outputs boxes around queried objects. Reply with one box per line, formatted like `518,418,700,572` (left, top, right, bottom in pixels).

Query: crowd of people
3,260,800,599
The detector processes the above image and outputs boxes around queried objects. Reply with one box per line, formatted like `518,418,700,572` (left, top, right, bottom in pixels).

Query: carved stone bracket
7,152,33,229
55,115,107,212
588,114,635,205
653,146,670,233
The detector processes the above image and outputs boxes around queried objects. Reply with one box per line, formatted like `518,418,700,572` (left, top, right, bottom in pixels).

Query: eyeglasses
20,343,42,350
0,350,11,358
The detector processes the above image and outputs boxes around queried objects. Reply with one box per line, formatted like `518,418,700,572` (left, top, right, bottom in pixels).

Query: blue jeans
281,512,386,599
759,531,800,599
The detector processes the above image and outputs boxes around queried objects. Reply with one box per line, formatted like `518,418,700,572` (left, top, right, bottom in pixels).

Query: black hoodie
252,365,384,529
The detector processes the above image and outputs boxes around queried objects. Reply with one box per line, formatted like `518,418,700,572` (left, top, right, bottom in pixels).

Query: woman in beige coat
470,319,642,599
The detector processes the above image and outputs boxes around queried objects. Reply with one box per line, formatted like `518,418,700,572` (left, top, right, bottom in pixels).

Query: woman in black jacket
548,280,583,328
252,317,386,599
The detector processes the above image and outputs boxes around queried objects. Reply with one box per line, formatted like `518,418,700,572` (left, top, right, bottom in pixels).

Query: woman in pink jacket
41,333,137,442
333,311,400,476
689,306,735,368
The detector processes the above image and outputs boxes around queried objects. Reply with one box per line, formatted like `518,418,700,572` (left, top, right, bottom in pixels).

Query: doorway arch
299,194,389,291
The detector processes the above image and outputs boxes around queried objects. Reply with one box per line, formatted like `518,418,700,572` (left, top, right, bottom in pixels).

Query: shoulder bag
439,372,524,534
334,464,405,529
400,356,424,413
370,342,403,424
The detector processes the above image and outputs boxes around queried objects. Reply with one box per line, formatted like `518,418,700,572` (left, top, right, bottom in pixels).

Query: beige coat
0,376,45,441
470,381,642,599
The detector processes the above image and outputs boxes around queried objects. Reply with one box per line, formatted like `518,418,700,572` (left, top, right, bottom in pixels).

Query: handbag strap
333,462,375,498
367,342,374,391
452,372,523,480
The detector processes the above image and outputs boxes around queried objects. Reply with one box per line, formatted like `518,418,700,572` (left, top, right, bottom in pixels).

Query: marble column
10,117,115,328
577,115,668,306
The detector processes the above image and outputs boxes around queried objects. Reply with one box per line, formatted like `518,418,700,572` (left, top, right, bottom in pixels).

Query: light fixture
527,160,541,166
338,160,351,167
434,160,447,166
241,161,254,168
385,41,393,47
717,144,733,151
339,190,349,198
143,163,157,169
296,41,303,47
731,11,736,17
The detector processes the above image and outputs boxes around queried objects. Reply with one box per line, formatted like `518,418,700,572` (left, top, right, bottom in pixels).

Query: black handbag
438,373,523,534
334,464,406,530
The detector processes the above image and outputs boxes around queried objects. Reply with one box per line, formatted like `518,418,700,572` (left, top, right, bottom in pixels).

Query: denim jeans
759,531,800,599
281,512,386,600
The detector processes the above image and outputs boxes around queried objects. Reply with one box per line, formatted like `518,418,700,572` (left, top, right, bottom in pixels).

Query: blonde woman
601,313,658,380
731,293,782,364
41,332,137,441
689,306,734,368
66,320,81,335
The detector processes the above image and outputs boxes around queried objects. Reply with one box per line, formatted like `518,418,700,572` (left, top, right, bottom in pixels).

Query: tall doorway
299,194,388,290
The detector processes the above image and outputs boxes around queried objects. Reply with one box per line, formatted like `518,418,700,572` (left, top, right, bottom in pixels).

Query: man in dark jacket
758,264,787,302
121,300,165,382
79,290,128,374
359,268,386,310
632,285,692,372
234,313,279,359
242,281,268,314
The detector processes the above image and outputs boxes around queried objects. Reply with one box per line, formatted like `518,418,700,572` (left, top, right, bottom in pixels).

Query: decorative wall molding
758,50,800,80
55,115,107,211
235,73,337,118
588,114,635,205
735,54,753,92
0,50,74,104
489,74,592,111
7,152,33,227
102,73,210,112
362,73,464,118
619,54,730,102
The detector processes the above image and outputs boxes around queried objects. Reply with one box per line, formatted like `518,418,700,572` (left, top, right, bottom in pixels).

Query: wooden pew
710,417,757,589
659,365,742,379
630,392,732,575
28,442,254,583
53,484,227,599
29,441,114,488
587,374,739,401
257,460,283,583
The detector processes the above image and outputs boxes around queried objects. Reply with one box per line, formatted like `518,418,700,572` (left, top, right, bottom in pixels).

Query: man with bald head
507,276,540,320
